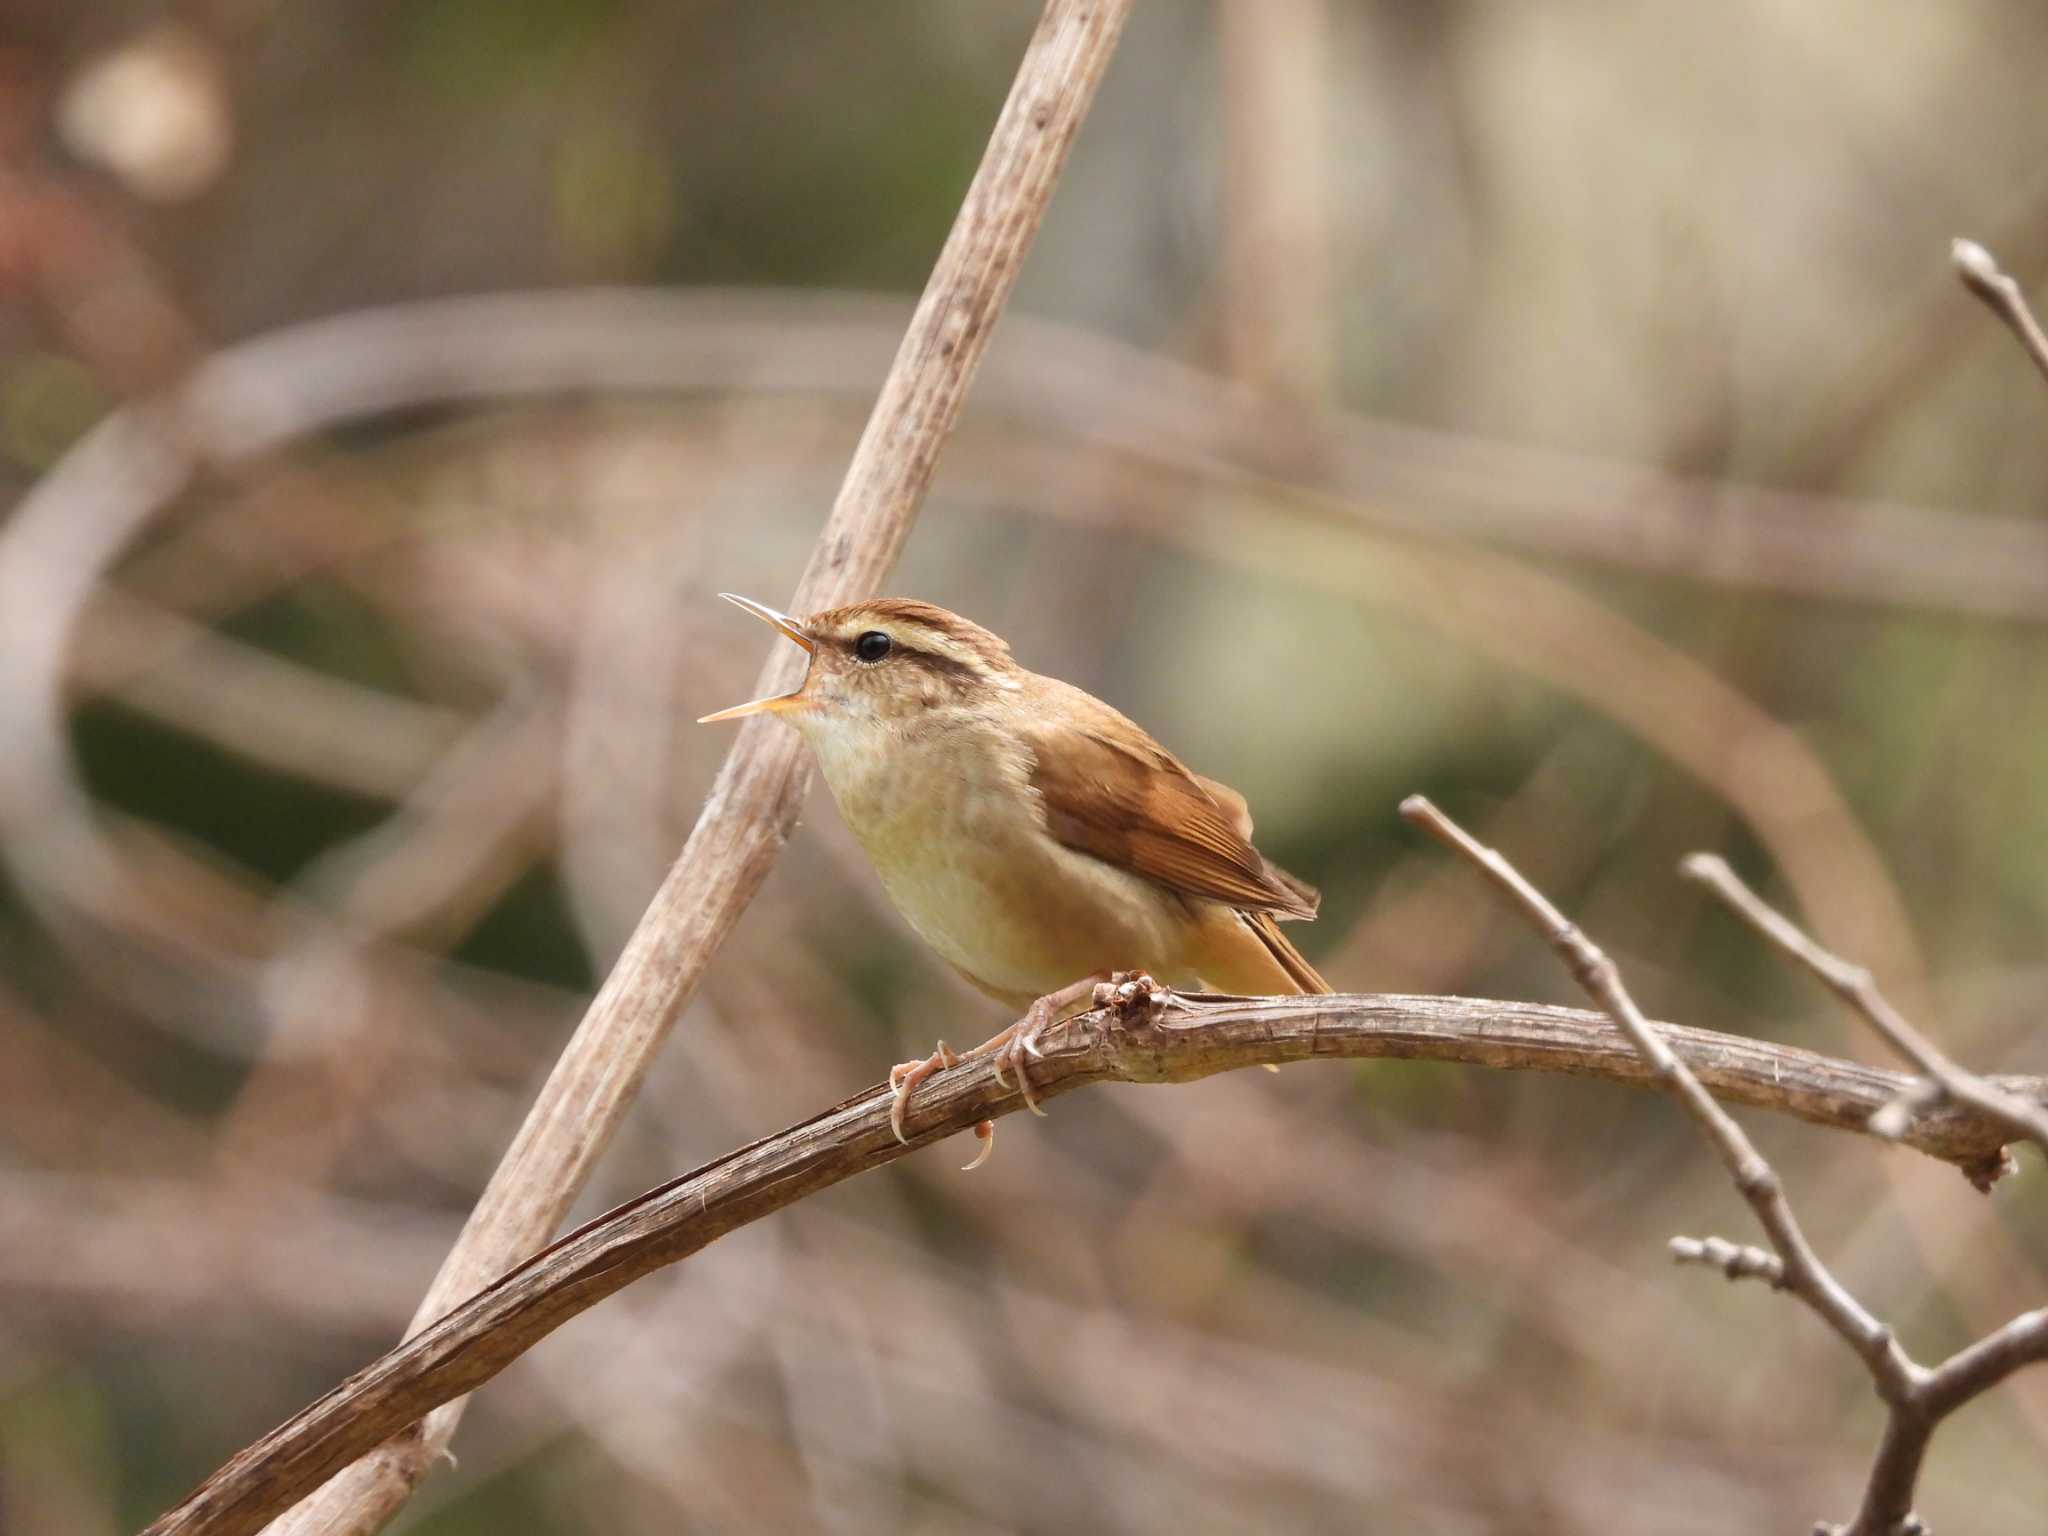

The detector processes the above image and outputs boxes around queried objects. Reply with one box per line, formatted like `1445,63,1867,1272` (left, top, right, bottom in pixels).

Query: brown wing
1193,771,1322,914
1024,717,1318,921
1192,773,1253,838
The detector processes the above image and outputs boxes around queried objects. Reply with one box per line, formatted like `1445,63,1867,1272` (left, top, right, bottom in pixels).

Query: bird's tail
1246,911,1332,995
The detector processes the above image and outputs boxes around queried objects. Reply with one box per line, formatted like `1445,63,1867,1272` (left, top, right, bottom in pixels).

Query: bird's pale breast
804,713,1190,1002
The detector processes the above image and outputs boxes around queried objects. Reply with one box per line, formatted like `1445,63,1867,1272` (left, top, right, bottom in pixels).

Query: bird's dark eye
854,630,892,663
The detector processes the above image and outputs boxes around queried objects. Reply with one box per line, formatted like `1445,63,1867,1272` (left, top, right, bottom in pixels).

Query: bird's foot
988,970,1118,1117
989,969,1169,1112
1091,969,1173,1016
893,970,1153,1170
986,1003,1054,1118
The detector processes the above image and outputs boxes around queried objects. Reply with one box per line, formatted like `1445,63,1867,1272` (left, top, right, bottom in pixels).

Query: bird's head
699,594,1018,732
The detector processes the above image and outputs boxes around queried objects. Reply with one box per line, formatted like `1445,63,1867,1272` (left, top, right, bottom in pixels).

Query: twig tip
1398,795,1466,854
1677,851,1727,885
1952,236,1999,287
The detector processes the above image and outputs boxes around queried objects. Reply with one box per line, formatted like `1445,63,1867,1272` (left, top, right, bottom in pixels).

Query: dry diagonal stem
1681,852,2048,1535
1682,852,2048,1160
256,5,1137,1533
1398,797,1946,1536
137,987,2044,1536
1402,796,2048,1536
1399,795,1920,1397
1954,238,2048,391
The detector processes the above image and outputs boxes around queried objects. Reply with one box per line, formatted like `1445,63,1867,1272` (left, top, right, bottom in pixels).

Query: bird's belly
850,780,1187,1003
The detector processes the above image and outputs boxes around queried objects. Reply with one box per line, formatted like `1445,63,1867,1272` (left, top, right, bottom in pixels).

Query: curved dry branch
140,988,2040,1536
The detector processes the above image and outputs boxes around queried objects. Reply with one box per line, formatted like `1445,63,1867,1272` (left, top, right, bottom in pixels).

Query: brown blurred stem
1217,0,1330,401
1400,795,2048,1536
139,983,2042,1536
1954,237,2048,391
254,4,1136,1533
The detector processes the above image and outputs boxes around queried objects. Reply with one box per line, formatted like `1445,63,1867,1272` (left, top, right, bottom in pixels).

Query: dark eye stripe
895,646,980,686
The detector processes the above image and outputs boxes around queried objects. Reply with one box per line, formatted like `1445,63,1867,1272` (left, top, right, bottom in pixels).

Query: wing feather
1024,719,1318,921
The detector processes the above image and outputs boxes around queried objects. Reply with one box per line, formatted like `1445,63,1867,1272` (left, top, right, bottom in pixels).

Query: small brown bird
701,594,1329,1163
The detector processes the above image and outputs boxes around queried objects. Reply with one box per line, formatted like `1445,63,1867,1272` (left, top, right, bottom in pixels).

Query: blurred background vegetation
3,1,2047,1531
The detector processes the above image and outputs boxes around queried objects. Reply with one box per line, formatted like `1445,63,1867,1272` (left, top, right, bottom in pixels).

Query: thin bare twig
1401,796,2048,1536
1668,1234,1784,1287
1398,797,1920,1395
1921,1309,2048,1416
1682,852,2048,1161
1954,238,2048,392
137,986,2040,1536
255,5,1136,1532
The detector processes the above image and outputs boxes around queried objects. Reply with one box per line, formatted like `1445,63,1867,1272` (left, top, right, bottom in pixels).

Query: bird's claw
890,1042,996,1169
888,1039,959,1145
961,1119,996,1171
994,1015,1051,1118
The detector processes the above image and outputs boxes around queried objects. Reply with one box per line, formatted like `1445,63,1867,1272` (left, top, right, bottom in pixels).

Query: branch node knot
1670,1233,1785,1287
1733,1158,1777,1199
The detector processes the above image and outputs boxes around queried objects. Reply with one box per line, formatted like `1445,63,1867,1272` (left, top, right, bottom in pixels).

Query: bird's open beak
697,593,817,723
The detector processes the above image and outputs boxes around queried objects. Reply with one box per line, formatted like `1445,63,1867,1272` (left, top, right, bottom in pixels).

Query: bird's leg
989,969,1172,1112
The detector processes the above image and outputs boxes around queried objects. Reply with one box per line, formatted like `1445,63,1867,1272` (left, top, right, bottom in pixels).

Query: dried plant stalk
250,4,1136,1534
